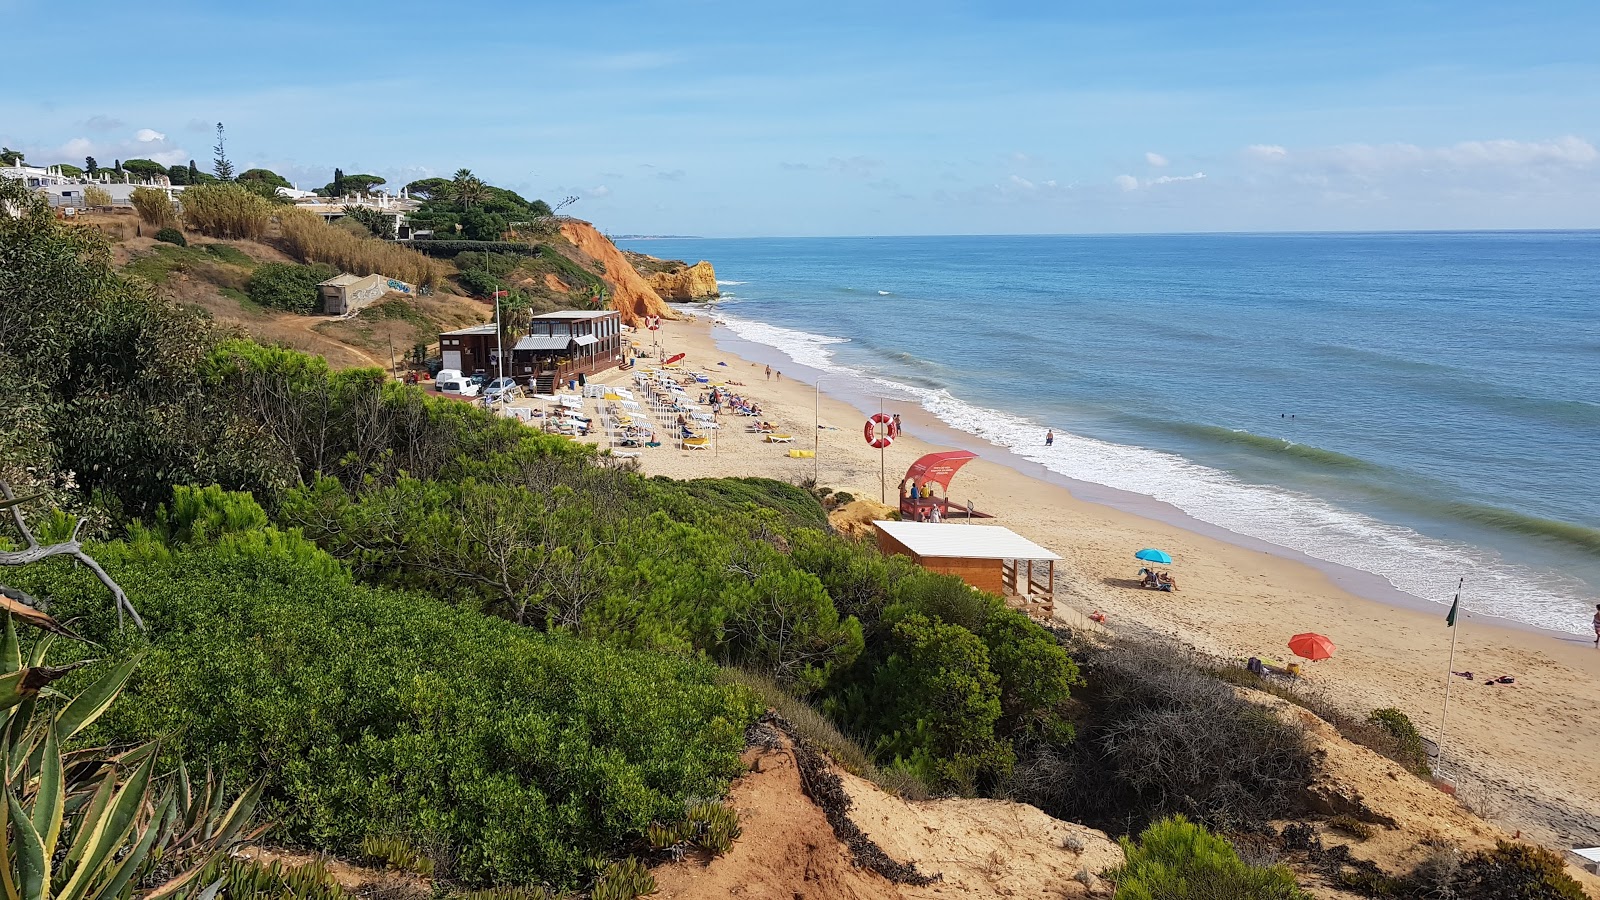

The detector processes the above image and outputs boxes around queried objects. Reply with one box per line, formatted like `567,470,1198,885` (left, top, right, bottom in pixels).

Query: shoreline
705,323,1590,648
591,314,1600,851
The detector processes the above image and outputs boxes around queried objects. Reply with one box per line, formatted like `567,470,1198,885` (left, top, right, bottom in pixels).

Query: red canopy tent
900,451,987,519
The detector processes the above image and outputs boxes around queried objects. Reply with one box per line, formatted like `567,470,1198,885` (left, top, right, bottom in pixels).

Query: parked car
468,373,488,388
434,369,464,390
484,377,521,404
436,377,480,397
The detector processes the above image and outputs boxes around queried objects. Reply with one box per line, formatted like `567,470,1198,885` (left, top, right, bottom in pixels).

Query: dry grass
129,186,179,228
276,207,441,289
181,183,273,240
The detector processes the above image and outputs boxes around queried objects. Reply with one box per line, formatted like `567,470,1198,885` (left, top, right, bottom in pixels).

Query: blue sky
5,0,1598,236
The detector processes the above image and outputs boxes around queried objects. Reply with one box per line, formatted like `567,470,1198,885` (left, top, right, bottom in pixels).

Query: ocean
620,233,1600,635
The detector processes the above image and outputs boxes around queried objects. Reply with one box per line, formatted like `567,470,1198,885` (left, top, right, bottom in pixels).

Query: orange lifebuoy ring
864,413,894,449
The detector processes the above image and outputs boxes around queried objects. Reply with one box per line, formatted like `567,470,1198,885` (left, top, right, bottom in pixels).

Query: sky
4,0,1599,236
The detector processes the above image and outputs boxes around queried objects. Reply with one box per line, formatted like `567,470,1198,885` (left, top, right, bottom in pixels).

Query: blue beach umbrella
1135,548,1173,565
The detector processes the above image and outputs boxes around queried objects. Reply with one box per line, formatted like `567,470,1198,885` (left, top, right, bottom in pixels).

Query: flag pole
1436,576,1464,774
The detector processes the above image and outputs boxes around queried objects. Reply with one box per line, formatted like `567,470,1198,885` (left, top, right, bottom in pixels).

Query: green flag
1446,596,1459,628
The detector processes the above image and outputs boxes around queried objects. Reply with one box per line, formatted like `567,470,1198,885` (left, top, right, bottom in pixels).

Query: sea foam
716,312,1595,636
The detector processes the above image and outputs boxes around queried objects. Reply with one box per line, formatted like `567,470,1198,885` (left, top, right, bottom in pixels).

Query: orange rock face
558,220,675,326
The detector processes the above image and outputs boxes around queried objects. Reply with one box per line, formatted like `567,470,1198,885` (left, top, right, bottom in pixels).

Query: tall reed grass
130,186,179,228
276,207,442,289
181,183,273,240
82,185,112,207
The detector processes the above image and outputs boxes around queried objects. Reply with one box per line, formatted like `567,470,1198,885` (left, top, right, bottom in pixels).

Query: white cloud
135,128,166,142
1247,144,1289,161
1115,172,1206,191
83,115,123,132
1145,152,1169,167
589,185,612,198
1008,174,1035,190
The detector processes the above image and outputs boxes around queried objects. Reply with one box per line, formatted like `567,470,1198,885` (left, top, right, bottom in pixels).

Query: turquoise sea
621,233,1600,635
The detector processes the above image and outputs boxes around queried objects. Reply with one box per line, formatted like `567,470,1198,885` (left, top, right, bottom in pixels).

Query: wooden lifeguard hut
873,520,1060,615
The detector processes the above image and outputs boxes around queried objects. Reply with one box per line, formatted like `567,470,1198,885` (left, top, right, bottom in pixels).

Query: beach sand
583,316,1600,850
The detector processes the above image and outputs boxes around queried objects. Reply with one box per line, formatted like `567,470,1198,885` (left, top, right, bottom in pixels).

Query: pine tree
332,168,346,197
213,122,235,181
189,160,200,182
85,156,98,176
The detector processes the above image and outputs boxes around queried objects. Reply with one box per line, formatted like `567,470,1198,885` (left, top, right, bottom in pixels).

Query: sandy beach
578,315,1600,851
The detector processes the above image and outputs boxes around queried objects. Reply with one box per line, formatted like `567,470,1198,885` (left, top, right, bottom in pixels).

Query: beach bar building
873,520,1060,611
510,309,623,392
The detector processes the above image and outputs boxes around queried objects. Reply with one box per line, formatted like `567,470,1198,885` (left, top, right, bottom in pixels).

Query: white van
434,369,464,389
436,376,480,397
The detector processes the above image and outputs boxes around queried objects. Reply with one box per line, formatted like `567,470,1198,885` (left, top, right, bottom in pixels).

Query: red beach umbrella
1288,632,1337,661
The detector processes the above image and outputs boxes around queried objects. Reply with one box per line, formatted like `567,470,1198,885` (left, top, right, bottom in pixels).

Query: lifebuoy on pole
864,413,894,449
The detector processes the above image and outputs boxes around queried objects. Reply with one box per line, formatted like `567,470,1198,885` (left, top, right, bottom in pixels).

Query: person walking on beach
777,371,782,381
1045,429,1054,447
765,365,771,380
893,413,902,435
1593,603,1600,647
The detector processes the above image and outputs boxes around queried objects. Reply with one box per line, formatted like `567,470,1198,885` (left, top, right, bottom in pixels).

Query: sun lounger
765,434,794,443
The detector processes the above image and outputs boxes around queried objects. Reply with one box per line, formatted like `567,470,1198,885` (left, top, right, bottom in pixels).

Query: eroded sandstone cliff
625,250,721,301
557,220,675,325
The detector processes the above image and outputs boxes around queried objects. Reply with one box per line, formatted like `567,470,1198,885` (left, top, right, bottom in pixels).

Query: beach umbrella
1288,632,1336,661
1134,548,1173,565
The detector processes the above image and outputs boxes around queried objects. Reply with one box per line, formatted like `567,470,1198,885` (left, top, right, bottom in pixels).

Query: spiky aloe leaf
1,617,19,675
27,633,54,669
55,748,157,900
95,793,171,900
0,602,83,642
31,725,63,861
207,777,266,850
6,789,50,900
62,767,115,871
55,657,137,742
0,778,21,900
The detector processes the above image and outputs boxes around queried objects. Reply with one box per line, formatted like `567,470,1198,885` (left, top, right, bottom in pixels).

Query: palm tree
451,168,489,211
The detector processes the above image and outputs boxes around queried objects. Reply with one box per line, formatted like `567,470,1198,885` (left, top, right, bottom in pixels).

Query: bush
154,226,187,246
1016,639,1311,833
1367,707,1432,778
1105,815,1309,900
22,508,761,889
82,184,112,207
130,185,180,227
410,239,539,257
278,206,442,288
1455,841,1589,900
181,182,275,240
247,261,338,314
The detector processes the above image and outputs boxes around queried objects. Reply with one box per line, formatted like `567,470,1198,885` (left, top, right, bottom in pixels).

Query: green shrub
1456,841,1589,900
1105,815,1309,900
23,514,761,889
154,226,187,246
247,261,338,314
411,240,539,257
1367,707,1432,778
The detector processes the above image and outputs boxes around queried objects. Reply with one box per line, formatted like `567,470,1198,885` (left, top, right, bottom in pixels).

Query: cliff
557,220,676,326
625,250,721,301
